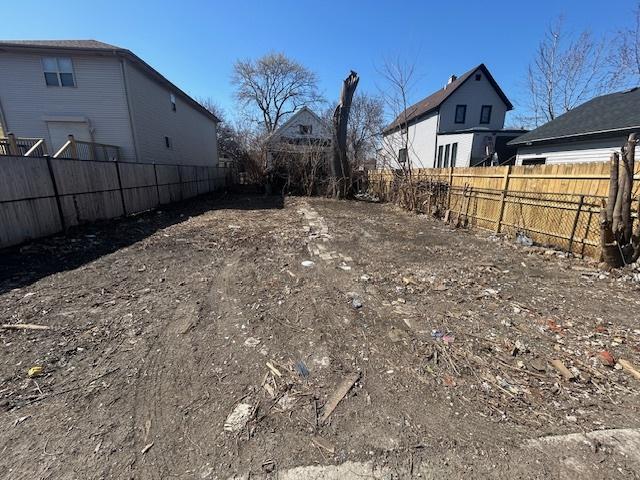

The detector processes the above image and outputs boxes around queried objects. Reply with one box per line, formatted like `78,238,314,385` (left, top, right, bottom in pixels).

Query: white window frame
42,57,76,87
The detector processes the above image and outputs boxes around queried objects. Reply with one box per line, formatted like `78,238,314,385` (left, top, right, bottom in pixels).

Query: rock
598,350,616,367
301,260,315,267
530,358,547,372
244,337,261,348
351,298,363,309
224,403,252,432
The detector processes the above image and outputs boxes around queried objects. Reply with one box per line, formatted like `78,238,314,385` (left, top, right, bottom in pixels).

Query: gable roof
266,106,331,143
509,88,640,146
383,64,513,134
0,39,219,123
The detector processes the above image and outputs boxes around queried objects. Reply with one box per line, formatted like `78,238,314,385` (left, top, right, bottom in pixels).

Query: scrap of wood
319,372,360,424
550,359,575,381
619,359,640,381
1,324,50,331
141,442,154,454
311,435,335,454
266,362,282,377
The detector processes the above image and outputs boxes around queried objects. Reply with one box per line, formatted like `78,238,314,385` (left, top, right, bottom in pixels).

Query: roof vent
445,75,457,89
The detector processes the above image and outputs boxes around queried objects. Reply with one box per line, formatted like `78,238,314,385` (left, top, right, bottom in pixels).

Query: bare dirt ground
1,194,640,479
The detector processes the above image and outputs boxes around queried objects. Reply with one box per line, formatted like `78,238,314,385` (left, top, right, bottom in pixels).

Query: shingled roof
383,64,513,134
0,39,219,123
509,88,640,146
0,39,122,50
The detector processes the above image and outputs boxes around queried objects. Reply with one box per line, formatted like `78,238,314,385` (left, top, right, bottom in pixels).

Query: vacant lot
1,194,639,479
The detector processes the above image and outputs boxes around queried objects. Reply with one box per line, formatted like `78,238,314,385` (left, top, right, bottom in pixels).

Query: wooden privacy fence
0,155,233,249
368,162,640,259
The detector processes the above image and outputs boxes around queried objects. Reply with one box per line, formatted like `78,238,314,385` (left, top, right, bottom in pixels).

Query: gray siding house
0,40,219,166
381,64,525,168
509,88,640,165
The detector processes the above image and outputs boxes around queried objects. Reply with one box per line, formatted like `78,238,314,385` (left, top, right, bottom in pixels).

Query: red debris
598,350,616,367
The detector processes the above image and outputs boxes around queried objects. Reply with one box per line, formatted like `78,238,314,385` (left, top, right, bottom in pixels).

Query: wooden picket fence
367,162,640,259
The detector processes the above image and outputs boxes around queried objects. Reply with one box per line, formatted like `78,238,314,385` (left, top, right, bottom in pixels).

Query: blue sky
1,0,637,123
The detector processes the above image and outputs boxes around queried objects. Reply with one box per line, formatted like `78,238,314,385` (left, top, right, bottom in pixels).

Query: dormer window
299,124,312,135
43,57,75,87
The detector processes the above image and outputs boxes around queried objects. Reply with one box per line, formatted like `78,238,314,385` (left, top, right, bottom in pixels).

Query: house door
47,121,91,154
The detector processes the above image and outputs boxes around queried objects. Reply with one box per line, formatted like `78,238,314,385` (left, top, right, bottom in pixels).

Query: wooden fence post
495,165,512,233
114,160,127,216
68,135,78,159
45,155,66,231
447,167,454,209
568,195,585,254
7,133,20,156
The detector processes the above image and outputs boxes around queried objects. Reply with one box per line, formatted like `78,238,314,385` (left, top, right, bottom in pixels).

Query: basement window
43,57,76,87
522,157,546,165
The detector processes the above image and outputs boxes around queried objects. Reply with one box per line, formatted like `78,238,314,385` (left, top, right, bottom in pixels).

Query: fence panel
0,156,231,249
0,156,61,246
368,161,639,259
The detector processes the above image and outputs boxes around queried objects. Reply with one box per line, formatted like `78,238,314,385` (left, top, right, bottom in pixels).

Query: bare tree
232,53,323,133
347,93,384,169
611,2,640,86
519,17,622,128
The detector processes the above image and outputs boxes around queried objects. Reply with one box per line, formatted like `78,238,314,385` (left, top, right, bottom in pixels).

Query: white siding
515,136,638,165
381,112,438,169
273,109,331,141
438,69,508,132
124,60,218,166
0,52,136,161
435,133,474,167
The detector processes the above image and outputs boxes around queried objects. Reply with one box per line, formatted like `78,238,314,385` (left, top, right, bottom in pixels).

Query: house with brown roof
381,64,525,168
0,40,219,166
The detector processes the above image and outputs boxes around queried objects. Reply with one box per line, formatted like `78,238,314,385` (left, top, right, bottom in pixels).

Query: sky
1,0,637,124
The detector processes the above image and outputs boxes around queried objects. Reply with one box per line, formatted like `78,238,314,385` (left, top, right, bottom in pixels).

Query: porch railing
0,133,48,157
53,135,120,161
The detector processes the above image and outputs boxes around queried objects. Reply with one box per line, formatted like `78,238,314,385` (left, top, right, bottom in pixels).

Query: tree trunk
331,71,359,198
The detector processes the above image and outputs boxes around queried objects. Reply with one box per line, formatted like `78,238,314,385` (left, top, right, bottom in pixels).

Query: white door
47,121,91,155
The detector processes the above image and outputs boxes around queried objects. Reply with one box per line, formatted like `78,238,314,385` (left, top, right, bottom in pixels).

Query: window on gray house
522,157,546,165
444,144,451,168
475,73,482,81
170,94,176,112
164,136,172,149
299,124,312,135
398,147,407,163
480,105,492,124
455,105,466,124
43,57,76,87
451,142,458,167
437,145,443,168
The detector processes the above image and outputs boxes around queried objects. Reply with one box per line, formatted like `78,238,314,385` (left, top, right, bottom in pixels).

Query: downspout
433,109,440,168
119,55,141,162
0,98,9,135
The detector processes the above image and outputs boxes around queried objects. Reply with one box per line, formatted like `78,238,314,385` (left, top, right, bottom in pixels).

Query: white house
0,40,219,166
381,64,525,169
509,88,640,165
265,107,332,167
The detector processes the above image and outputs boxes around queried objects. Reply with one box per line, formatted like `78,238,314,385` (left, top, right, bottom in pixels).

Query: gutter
509,125,640,146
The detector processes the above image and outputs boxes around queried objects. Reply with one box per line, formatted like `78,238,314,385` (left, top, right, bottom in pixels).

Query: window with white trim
43,57,76,87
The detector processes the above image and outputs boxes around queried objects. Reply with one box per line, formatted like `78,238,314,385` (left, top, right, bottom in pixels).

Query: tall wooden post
7,133,19,156
495,165,512,233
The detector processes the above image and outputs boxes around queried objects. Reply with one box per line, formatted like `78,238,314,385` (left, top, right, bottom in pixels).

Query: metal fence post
177,166,184,200
495,165,511,233
45,155,66,231
568,195,585,254
114,160,127,216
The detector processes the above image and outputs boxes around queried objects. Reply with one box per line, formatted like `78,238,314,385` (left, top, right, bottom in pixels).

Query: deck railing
0,134,48,157
53,135,120,161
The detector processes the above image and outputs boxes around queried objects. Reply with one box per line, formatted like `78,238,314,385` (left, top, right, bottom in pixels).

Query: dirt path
1,194,639,479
